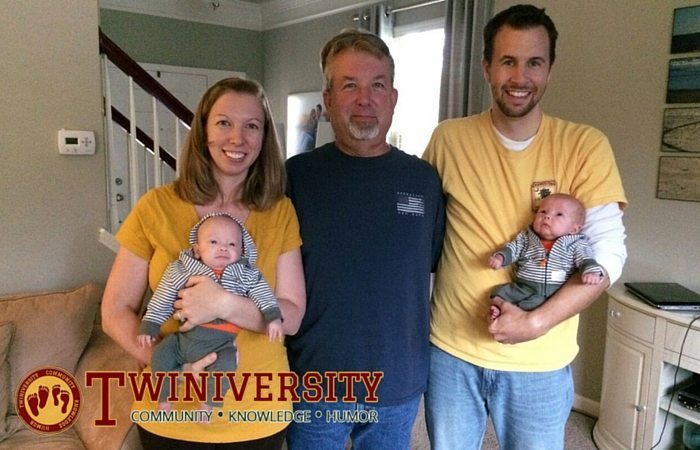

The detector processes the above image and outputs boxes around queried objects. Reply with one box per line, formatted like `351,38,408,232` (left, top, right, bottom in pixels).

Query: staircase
98,29,194,251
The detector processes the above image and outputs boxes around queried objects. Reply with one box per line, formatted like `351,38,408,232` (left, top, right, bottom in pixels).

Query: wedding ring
174,311,182,321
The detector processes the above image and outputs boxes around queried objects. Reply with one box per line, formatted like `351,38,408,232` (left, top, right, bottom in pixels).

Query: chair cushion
0,323,14,442
74,325,140,450
0,284,101,423
0,422,84,449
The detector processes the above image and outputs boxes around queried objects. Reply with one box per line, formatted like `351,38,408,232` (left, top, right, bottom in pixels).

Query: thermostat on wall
58,129,95,155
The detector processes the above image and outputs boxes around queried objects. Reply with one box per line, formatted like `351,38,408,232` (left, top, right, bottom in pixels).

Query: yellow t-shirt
116,183,301,442
423,111,627,372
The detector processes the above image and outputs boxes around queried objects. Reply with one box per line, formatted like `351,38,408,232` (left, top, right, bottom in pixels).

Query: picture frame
666,57,700,103
285,91,332,158
671,5,700,54
657,156,700,202
661,107,700,153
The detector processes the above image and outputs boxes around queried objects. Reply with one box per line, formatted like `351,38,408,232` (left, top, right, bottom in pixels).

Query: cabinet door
596,326,652,450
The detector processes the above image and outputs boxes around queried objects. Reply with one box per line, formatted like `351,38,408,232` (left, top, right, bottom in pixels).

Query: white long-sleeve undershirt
583,202,627,284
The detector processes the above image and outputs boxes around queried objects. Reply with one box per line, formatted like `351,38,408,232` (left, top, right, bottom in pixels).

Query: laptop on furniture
624,282,700,311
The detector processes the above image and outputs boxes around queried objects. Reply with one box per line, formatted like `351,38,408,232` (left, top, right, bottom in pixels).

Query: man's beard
495,96,538,118
348,120,380,140
494,84,546,118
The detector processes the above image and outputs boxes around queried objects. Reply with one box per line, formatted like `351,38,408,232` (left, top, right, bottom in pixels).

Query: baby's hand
267,320,284,342
489,253,504,270
138,334,157,348
582,272,604,285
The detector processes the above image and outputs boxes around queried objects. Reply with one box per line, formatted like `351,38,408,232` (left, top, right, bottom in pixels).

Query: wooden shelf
659,393,700,424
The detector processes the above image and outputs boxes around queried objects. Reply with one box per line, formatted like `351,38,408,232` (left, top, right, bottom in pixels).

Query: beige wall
494,0,700,404
0,0,114,294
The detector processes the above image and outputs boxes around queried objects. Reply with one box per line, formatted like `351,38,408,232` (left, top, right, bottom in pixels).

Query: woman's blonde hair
174,77,285,211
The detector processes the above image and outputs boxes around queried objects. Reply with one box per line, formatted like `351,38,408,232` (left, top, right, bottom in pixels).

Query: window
388,27,445,156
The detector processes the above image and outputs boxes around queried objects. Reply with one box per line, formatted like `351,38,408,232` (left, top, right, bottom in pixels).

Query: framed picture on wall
661,107,700,153
286,91,331,158
671,5,700,54
657,156,700,202
666,57,700,103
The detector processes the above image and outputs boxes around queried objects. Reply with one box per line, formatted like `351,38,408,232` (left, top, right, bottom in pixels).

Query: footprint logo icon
38,385,49,408
59,390,70,414
15,367,82,434
25,384,64,418
52,384,61,406
27,393,40,416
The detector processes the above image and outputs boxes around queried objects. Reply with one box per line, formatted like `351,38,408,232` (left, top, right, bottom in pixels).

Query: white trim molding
260,0,375,30
99,0,373,31
573,393,599,419
100,0,262,30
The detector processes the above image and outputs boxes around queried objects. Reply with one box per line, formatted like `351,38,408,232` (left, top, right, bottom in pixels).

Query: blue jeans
286,395,421,450
425,344,573,450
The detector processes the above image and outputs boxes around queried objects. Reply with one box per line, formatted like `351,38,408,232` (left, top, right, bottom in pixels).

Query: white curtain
439,0,493,121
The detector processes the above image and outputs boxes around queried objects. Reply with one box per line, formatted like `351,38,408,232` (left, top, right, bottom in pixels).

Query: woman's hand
174,275,228,330
175,275,267,333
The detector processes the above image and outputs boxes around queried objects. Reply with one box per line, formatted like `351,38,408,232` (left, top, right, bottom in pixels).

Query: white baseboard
573,394,599,418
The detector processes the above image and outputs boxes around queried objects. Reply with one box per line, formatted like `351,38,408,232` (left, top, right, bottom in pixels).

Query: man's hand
488,273,609,344
487,297,546,344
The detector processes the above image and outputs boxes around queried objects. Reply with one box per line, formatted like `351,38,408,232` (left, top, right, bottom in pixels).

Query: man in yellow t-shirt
422,5,627,450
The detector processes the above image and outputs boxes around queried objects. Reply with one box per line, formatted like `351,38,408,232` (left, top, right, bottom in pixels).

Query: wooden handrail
99,28,194,126
110,107,177,170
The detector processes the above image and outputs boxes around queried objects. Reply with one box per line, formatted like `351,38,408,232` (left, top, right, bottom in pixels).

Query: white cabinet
595,326,653,448
593,287,700,449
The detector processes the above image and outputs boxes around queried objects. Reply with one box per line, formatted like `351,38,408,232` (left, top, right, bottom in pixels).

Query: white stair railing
98,29,193,250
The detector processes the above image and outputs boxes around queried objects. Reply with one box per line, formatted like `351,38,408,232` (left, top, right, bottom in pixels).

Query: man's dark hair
483,4,558,64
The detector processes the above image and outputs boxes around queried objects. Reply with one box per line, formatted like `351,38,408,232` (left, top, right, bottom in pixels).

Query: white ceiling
100,0,376,31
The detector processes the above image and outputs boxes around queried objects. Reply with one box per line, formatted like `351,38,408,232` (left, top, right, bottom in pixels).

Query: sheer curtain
439,0,493,121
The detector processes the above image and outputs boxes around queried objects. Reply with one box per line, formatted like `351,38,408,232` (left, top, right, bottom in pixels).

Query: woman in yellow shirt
102,77,306,448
